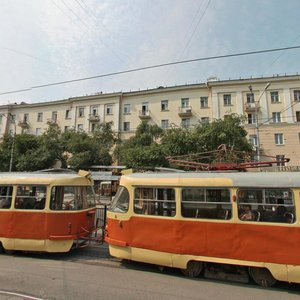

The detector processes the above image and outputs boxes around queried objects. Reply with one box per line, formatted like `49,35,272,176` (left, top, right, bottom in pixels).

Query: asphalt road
0,243,299,300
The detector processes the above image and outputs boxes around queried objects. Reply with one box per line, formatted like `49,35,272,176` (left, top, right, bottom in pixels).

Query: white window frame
123,122,130,131
294,90,300,101
246,93,255,103
181,98,189,108
124,104,131,114
161,119,169,129
223,94,232,106
37,112,43,122
275,133,284,145
181,118,190,128
272,112,281,123
78,107,85,117
200,97,208,108
247,113,256,124
161,100,169,111
270,91,279,103
201,117,209,124
106,105,113,115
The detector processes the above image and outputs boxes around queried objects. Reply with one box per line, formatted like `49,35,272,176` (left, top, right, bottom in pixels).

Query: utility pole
248,83,270,164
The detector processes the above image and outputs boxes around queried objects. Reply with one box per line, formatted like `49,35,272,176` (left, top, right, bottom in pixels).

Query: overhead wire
0,45,300,96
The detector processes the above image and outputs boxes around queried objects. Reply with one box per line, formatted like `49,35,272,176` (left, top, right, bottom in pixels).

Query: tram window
50,186,95,211
134,187,175,217
0,186,13,209
15,185,47,210
181,188,231,220
237,188,296,223
110,186,129,213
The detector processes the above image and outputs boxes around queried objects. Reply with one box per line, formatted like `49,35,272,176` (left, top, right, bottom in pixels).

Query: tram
0,170,96,253
105,171,300,287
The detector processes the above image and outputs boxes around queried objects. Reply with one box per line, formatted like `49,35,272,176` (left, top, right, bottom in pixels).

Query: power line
1,45,300,96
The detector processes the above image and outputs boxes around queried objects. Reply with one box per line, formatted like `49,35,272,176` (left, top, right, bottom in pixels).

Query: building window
271,91,279,103
78,107,85,117
77,124,83,131
123,122,130,131
36,128,42,136
275,133,284,145
201,117,209,124
200,97,208,108
296,111,300,122
276,155,286,166
249,135,257,146
161,100,169,111
106,105,113,115
181,98,189,108
24,113,29,122
65,110,71,119
11,115,16,124
247,113,256,124
223,94,231,106
294,90,300,101
181,118,190,128
91,123,97,132
161,119,169,129
246,93,255,103
272,112,281,123
64,126,70,132
52,111,57,121
37,112,43,122
124,104,131,114
91,106,98,116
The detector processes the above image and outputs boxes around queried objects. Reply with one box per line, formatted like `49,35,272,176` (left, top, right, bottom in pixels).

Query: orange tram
0,170,96,253
105,171,300,287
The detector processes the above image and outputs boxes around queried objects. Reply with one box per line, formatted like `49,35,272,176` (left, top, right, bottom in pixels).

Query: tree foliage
0,116,252,172
0,122,117,172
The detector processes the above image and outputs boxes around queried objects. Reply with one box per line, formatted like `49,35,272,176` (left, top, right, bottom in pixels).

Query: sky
0,0,300,105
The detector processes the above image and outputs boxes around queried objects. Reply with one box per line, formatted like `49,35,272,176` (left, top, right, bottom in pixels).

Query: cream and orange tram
105,172,300,287
0,170,96,253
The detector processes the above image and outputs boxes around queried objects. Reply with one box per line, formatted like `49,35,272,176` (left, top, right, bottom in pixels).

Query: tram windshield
50,186,95,210
110,186,129,213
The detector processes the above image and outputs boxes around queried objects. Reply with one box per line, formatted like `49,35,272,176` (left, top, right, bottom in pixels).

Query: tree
116,121,167,168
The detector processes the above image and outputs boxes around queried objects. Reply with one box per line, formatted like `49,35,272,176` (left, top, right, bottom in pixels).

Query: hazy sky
0,0,300,105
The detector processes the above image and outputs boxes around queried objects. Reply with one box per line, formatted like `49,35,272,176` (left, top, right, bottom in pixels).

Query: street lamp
0,113,16,172
248,83,270,164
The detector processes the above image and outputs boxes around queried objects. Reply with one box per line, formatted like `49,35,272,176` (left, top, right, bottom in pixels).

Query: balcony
245,102,260,112
88,114,100,122
178,106,192,118
47,118,58,126
18,120,29,128
139,110,151,119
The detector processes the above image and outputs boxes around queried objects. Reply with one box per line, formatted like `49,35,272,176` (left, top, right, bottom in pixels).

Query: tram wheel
249,267,277,287
181,261,203,278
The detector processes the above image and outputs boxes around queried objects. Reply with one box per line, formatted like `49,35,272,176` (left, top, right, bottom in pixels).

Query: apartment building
1,74,300,166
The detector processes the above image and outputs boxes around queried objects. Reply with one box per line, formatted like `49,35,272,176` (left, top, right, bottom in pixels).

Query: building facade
1,74,300,166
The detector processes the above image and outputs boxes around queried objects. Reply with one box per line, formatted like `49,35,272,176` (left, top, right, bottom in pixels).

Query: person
240,205,254,221
0,197,11,209
272,205,287,223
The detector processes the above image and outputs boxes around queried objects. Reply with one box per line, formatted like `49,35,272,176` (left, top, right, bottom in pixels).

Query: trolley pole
249,83,270,165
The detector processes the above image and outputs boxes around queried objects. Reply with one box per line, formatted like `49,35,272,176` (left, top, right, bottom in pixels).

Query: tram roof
122,172,300,188
0,172,90,185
